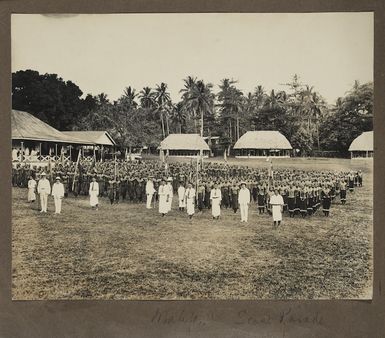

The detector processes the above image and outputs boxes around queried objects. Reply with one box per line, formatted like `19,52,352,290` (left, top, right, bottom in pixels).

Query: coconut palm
180,76,198,132
139,86,156,109
218,79,243,142
187,80,214,137
170,102,186,133
120,86,138,108
154,82,172,138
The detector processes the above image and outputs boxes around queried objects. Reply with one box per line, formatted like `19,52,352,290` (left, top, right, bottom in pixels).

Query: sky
11,13,373,104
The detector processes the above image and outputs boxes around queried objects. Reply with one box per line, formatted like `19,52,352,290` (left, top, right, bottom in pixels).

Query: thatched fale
348,131,373,151
11,109,93,144
160,134,210,151
62,131,116,146
233,131,292,150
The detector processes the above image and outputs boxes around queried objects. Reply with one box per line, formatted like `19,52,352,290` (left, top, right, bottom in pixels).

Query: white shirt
52,182,64,197
28,179,37,189
238,188,251,204
210,188,222,201
37,178,51,195
185,188,195,200
178,186,185,198
166,183,173,198
146,180,155,195
270,194,284,206
89,181,99,195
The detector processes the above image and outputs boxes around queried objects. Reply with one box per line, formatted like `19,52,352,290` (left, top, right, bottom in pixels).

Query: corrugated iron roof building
12,109,91,144
62,131,116,146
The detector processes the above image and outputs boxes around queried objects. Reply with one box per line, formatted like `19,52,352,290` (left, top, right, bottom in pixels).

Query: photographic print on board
11,13,373,300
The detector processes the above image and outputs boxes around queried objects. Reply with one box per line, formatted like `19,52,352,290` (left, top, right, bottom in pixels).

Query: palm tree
187,80,214,137
120,86,138,108
218,79,243,142
180,76,198,132
170,102,186,133
155,83,172,138
139,86,155,109
97,93,109,105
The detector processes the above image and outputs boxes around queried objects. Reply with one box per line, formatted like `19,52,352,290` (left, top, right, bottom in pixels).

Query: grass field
12,158,373,300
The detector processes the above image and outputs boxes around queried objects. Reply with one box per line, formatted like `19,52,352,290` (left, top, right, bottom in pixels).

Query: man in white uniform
238,182,251,223
166,177,173,212
145,176,156,209
210,182,222,220
177,181,186,211
184,182,195,219
37,172,51,213
270,189,284,227
51,177,65,214
158,179,169,216
89,176,99,210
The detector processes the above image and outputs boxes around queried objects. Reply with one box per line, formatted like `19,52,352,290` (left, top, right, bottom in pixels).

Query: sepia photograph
11,13,373,300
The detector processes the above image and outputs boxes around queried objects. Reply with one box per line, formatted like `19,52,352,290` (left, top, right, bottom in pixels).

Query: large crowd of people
13,159,364,225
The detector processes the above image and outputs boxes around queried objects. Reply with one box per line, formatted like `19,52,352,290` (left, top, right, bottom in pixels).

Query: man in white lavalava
89,176,99,210
270,189,284,227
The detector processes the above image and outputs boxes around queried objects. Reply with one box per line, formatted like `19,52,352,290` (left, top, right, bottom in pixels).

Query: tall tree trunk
229,119,232,143
200,109,204,137
161,112,165,139
316,122,320,150
166,115,170,136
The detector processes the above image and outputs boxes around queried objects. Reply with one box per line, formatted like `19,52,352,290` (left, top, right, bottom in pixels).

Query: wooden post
39,142,42,160
55,143,58,157
195,152,199,202
20,141,24,163
114,152,117,181
69,145,72,160
72,149,82,191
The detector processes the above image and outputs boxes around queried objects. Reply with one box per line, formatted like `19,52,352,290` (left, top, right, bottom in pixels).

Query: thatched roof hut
160,134,210,157
233,131,292,158
348,131,373,158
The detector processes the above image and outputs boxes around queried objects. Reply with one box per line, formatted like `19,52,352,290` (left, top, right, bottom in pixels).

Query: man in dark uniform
221,182,230,209
197,182,205,212
230,182,239,213
339,179,347,205
257,184,266,214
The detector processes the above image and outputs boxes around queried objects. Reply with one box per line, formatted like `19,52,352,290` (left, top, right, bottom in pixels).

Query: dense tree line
12,70,373,156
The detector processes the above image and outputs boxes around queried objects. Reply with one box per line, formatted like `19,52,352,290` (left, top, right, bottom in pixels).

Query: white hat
41,172,46,176
55,176,61,180
167,177,173,182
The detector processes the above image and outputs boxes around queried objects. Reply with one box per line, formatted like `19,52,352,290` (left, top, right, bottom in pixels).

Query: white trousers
40,193,48,212
54,196,62,214
146,193,153,209
240,204,249,222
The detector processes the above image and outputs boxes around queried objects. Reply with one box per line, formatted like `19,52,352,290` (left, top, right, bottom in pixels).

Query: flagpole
195,151,199,202
72,148,82,192
114,152,117,181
